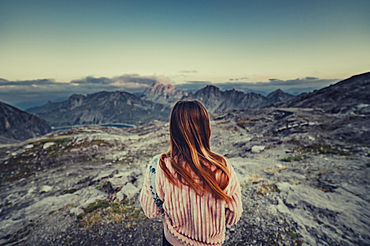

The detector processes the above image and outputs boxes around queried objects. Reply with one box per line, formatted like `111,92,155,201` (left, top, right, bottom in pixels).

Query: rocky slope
184,85,294,113
141,82,188,106
281,72,370,114
26,91,171,127
0,101,51,143
1,104,369,246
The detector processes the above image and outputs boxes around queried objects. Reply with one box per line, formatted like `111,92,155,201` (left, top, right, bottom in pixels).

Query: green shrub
84,200,110,213
48,150,56,155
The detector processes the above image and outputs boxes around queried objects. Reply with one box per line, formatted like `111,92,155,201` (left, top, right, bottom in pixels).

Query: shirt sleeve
139,163,162,219
224,160,243,225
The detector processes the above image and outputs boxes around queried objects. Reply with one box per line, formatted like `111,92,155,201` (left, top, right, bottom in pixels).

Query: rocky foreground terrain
0,107,370,246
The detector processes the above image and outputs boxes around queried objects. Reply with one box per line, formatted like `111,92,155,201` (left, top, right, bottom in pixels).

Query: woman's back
140,100,243,246
140,154,242,246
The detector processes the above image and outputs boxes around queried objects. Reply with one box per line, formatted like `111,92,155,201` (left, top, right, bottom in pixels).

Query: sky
0,0,369,109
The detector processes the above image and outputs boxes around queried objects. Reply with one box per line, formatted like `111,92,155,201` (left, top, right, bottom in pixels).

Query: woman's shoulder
150,154,161,164
150,153,171,170
150,153,168,162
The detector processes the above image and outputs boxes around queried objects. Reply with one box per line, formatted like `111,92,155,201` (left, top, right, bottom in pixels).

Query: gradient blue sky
0,0,369,108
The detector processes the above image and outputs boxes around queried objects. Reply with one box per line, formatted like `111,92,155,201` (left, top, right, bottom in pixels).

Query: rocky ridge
26,91,171,127
281,72,370,114
0,101,51,143
183,85,294,113
26,83,296,128
1,105,369,245
141,82,188,106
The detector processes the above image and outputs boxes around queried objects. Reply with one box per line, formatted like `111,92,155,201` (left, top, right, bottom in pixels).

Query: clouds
176,77,340,95
180,70,198,74
0,74,170,110
229,77,248,82
0,79,57,87
0,73,341,110
267,77,322,85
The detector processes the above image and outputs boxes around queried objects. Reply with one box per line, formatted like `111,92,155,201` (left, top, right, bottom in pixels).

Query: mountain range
25,84,295,127
26,91,170,127
1,71,369,141
183,85,295,113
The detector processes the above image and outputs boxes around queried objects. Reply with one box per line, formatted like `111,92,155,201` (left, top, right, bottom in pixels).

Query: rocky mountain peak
141,82,187,106
268,89,283,95
267,89,295,104
147,82,177,94
69,94,85,100
184,85,269,113
199,84,221,93
150,81,175,92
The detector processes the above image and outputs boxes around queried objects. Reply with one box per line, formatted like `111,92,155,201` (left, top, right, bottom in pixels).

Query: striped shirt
140,155,243,246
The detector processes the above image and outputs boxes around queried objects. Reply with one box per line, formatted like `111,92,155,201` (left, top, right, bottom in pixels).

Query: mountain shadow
0,101,51,142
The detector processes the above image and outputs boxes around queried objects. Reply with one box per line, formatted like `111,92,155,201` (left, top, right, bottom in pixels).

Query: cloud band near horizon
0,73,343,110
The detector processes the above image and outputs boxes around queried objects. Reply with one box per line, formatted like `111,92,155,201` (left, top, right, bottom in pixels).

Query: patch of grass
48,150,56,155
286,230,298,238
257,183,280,195
76,213,84,221
76,199,145,230
32,137,70,146
303,143,353,156
280,155,310,162
246,174,263,185
84,200,110,213
107,213,123,223
95,181,113,192
280,157,294,162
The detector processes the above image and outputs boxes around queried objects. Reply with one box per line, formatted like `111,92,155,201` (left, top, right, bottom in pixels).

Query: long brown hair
159,100,232,203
